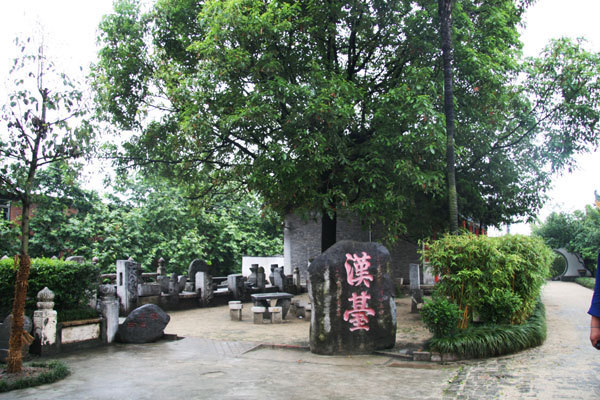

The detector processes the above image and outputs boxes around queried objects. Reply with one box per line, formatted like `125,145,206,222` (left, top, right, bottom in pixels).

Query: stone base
269,307,282,324
252,306,266,324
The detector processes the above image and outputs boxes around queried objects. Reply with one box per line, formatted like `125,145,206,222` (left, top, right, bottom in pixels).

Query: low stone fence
30,286,119,357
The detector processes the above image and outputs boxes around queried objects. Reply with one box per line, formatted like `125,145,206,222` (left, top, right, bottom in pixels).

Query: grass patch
0,360,70,393
426,300,546,359
575,277,595,290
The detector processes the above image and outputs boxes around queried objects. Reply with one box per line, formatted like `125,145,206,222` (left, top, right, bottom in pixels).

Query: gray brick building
283,212,419,286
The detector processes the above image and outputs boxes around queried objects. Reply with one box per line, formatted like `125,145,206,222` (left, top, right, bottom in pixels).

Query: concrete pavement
2,281,599,399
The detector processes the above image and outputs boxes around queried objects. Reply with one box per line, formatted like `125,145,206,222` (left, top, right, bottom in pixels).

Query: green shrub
421,296,461,338
0,258,100,317
478,290,523,325
423,234,552,328
575,277,595,289
427,300,547,358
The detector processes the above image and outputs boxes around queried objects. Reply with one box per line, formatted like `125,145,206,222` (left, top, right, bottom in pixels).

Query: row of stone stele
228,300,312,324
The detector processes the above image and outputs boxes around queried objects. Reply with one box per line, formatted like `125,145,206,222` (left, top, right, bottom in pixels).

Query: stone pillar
196,271,213,304
98,284,119,343
227,274,244,300
256,267,266,290
409,263,423,313
269,264,277,286
308,240,396,355
293,267,301,292
32,287,57,356
116,259,142,315
273,267,286,291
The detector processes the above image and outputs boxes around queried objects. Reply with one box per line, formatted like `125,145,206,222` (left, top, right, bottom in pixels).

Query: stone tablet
188,259,210,281
117,304,170,344
308,240,396,355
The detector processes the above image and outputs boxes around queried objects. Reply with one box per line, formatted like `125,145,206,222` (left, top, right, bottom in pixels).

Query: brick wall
284,212,419,284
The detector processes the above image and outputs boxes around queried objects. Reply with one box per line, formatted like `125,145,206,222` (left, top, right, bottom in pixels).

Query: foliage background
533,205,600,275
1,176,283,277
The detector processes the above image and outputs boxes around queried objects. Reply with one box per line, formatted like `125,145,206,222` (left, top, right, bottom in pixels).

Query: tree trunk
321,209,337,252
439,0,459,234
7,200,32,373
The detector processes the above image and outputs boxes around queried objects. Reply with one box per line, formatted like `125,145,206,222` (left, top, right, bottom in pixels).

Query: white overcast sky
1,0,599,233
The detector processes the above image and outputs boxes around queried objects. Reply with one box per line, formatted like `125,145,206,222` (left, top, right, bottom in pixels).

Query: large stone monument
308,240,396,355
117,304,170,343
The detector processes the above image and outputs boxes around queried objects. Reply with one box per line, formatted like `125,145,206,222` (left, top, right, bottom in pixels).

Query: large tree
94,0,600,244
0,39,93,372
94,0,447,249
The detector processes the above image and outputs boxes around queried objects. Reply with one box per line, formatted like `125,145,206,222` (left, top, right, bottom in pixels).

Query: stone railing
31,286,119,356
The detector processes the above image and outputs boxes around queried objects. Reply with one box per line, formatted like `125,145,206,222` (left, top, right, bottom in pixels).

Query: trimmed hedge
0,258,100,318
427,300,547,358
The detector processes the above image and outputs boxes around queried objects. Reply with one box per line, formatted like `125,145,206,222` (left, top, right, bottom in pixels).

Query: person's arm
591,315,600,348
589,252,600,348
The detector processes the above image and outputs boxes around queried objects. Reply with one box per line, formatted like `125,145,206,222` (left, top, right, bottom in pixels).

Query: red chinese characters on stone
343,291,376,331
345,252,373,287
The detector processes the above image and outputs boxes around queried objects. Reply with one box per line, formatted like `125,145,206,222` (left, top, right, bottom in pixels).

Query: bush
423,234,553,328
421,296,461,338
478,290,523,325
0,258,100,317
575,277,595,289
427,300,547,358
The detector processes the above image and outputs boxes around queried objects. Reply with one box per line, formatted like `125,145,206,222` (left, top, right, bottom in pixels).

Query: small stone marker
308,240,396,355
117,304,170,343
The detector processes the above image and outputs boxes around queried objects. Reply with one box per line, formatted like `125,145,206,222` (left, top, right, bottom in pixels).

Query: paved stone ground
443,281,600,399
2,281,598,399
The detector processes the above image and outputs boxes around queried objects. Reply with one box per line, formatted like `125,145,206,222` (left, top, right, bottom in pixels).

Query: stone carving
247,264,258,287
308,240,396,355
117,304,170,343
157,257,167,275
65,256,85,263
188,259,210,281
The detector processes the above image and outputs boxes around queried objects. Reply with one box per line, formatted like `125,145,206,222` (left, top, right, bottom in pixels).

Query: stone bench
252,306,267,324
269,306,282,324
229,301,243,321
